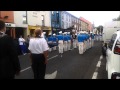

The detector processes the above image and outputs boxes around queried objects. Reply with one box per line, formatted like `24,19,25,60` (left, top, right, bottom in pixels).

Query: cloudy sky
67,11,120,27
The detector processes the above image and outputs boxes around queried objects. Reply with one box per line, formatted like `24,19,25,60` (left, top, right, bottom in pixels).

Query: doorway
15,27,24,38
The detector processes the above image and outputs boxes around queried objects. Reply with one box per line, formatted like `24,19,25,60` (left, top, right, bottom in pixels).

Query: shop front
28,25,41,37
5,23,16,39
42,26,51,37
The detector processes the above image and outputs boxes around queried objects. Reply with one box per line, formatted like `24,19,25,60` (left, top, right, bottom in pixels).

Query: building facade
80,17,89,31
61,11,80,33
27,11,51,37
61,11,72,29
14,11,28,39
40,11,51,37
0,11,16,39
51,11,61,35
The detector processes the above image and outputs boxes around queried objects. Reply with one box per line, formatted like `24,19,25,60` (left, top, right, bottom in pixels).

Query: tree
113,15,120,21
97,25,103,34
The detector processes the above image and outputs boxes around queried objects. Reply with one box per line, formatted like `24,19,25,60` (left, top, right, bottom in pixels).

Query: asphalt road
15,41,107,79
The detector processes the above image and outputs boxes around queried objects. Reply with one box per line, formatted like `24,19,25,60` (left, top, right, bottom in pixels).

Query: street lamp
51,11,54,36
56,11,59,35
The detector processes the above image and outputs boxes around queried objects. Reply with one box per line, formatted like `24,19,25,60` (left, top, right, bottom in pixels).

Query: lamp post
56,11,59,35
51,11,54,36
74,24,76,33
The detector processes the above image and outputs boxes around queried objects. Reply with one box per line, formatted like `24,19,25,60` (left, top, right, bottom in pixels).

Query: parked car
106,30,120,79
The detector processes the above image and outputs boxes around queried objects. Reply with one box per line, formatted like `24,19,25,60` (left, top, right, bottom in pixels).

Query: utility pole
51,11,54,36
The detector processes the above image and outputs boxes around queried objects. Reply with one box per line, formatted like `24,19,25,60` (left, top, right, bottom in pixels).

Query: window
108,34,117,50
66,15,68,21
41,15,45,26
62,21,64,28
56,13,59,23
23,11,27,24
68,15,69,21
23,16,27,24
65,22,67,28
52,22,55,27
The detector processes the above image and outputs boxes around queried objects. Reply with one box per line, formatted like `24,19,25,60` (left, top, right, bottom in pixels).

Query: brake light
114,38,120,55
114,46,120,53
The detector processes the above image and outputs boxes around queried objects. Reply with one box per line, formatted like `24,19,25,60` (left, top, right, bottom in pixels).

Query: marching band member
52,33,57,51
67,32,72,50
63,32,68,51
77,31,84,54
47,33,53,52
72,32,77,49
57,31,64,57
91,32,95,47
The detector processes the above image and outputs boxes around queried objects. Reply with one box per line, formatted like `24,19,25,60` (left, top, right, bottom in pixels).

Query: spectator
28,29,49,79
26,35,31,53
19,35,26,55
0,20,21,79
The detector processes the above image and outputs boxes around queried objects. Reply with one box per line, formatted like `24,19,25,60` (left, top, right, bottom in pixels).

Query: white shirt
28,37,49,54
19,38,25,45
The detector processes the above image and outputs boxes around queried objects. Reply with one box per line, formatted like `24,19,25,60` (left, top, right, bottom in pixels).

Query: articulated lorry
102,21,120,56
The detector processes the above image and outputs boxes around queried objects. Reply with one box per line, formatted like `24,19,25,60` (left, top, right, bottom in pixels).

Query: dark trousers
26,43,30,53
20,45,26,54
31,54,46,79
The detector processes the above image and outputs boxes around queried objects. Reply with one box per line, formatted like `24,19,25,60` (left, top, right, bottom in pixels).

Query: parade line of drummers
46,31,95,57
18,30,96,57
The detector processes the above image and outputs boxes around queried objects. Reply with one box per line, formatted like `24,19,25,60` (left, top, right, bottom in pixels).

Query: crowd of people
0,19,101,79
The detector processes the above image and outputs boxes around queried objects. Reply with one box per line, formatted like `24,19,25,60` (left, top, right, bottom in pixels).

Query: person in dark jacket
0,20,21,79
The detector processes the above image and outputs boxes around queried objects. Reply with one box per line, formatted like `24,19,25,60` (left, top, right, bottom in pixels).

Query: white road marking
92,72,98,79
92,55,103,79
100,55,103,60
20,55,58,72
48,55,58,61
96,61,101,67
20,66,31,72
45,70,57,79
